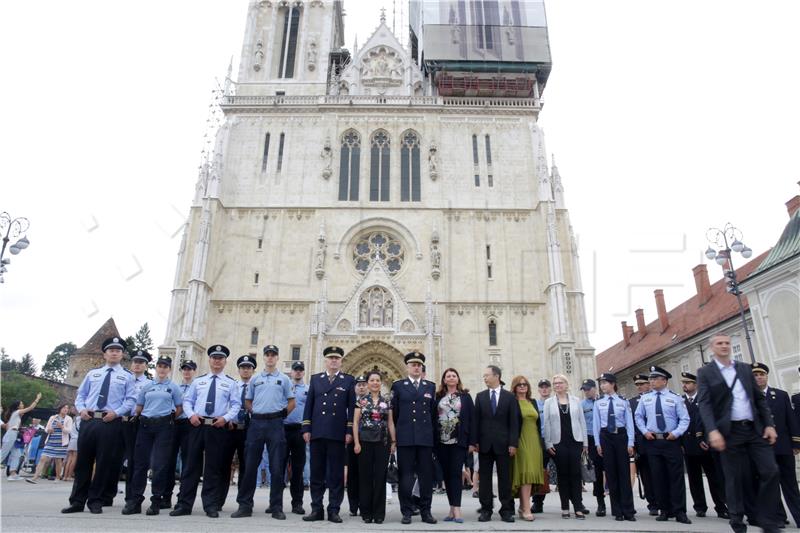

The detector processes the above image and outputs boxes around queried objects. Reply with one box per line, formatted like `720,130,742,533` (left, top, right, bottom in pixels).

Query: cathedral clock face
353,231,404,275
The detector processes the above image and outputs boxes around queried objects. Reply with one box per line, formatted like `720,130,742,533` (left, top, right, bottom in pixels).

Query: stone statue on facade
428,143,439,180
321,138,332,179
307,40,318,72
253,40,264,71
314,229,326,279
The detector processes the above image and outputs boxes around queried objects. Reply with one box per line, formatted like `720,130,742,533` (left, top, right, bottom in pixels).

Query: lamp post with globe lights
0,212,31,284
704,223,755,363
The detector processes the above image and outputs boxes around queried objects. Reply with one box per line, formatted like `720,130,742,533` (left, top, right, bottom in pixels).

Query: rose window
353,232,404,275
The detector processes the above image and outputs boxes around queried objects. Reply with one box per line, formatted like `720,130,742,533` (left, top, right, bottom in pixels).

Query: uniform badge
404,381,410,385
424,393,432,398
277,380,282,385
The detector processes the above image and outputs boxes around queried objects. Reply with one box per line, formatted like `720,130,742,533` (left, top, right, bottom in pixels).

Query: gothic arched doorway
342,340,407,387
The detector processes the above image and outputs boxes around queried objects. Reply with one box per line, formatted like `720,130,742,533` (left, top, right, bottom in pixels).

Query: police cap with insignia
179,360,197,371
680,371,697,383
580,378,596,391
751,362,770,374
237,355,257,368
404,351,425,365
207,344,230,358
538,379,551,388
649,365,671,379
156,356,173,367
355,375,367,384
633,373,649,384
263,345,279,355
291,361,305,371
102,336,127,352
598,372,617,383
323,346,344,358
131,350,152,363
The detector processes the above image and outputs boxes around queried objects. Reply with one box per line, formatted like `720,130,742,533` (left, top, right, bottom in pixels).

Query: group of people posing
55,332,799,533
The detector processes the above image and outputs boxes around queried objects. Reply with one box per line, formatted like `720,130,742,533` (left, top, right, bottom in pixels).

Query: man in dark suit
792,367,800,434
752,362,800,528
696,333,780,533
680,371,728,519
470,365,520,523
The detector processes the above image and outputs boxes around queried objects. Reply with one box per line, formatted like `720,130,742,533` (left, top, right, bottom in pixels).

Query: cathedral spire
551,153,565,209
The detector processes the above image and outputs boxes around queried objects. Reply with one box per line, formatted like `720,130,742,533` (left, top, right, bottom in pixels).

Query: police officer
163,359,196,509
580,378,606,516
124,356,184,515
119,350,152,506
592,372,636,522
629,373,658,516
752,362,800,528
680,371,728,519
345,375,368,516
391,351,437,525
62,337,137,514
284,360,308,515
302,346,355,523
633,365,691,524
170,345,241,518
232,345,294,519
219,354,256,509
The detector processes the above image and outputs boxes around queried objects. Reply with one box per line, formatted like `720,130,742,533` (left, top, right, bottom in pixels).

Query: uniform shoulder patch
226,374,236,380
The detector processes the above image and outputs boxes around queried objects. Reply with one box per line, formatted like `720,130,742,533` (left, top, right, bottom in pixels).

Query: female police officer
123,356,183,515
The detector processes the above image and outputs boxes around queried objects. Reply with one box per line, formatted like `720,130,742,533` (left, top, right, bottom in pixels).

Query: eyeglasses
517,383,529,387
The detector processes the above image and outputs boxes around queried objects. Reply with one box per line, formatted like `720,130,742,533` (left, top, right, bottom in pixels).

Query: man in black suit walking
696,333,779,533
470,365,520,523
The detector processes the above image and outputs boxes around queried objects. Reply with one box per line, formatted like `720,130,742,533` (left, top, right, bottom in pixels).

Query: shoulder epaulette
392,378,405,384
226,374,236,380
123,367,132,374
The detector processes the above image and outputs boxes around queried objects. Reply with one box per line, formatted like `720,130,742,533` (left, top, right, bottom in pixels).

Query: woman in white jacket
542,374,588,519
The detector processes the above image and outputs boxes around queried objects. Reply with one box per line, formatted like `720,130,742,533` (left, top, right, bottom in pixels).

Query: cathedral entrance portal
342,340,407,387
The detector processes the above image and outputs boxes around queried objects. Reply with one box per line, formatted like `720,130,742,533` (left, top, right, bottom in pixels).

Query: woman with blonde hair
509,375,544,521
541,374,588,519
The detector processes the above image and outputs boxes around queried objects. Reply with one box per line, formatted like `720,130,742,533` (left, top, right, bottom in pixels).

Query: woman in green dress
510,375,545,521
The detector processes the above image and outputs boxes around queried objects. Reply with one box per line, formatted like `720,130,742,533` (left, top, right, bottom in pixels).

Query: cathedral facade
160,0,594,392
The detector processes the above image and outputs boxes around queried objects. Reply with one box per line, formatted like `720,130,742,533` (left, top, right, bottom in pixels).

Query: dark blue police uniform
163,359,196,509
120,350,153,506
629,373,658,515
284,361,308,513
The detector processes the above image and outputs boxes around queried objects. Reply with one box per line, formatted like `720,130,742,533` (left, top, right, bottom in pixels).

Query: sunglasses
517,383,529,387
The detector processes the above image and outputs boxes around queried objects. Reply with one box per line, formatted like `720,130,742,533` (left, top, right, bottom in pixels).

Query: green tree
126,323,156,376
0,372,58,409
17,353,37,375
41,342,76,382
0,347,18,372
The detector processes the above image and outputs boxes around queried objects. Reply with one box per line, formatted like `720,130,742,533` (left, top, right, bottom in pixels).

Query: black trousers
397,445,433,517
119,419,138,503
309,438,346,514
357,441,389,520
553,440,584,512
436,443,467,507
720,422,780,533
685,451,727,514
164,418,191,503
175,424,230,513
775,454,800,527
636,446,658,511
645,438,686,516
218,426,246,508
68,418,125,509
128,420,174,507
346,442,359,513
478,449,513,518
284,424,306,508
600,429,635,518
587,435,605,506
237,418,285,511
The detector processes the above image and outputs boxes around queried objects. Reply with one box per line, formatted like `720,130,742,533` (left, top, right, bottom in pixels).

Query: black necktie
97,368,113,410
655,392,666,431
607,397,616,431
205,375,218,416
490,390,497,415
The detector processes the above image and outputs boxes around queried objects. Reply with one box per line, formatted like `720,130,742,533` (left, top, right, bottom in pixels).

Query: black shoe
717,510,730,519
696,510,707,518
89,506,103,514
410,507,420,516
421,513,437,524
656,513,669,521
146,506,159,516
102,500,114,507
349,510,358,517
122,504,141,515
374,518,383,524
478,512,491,522
169,507,191,516
231,507,252,518
532,503,543,513
624,515,637,521
327,513,342,523
401,515,412,524
206,510,219,518
61,504,84,514
160,498,172,509
291,505,305,515
676,514,692,524
362,517,373,523
615,516,624,521
303,510,325,521
272,511,286,520
264,506,273,514
649,509,660,516
500,515,515,523
596,506,607,517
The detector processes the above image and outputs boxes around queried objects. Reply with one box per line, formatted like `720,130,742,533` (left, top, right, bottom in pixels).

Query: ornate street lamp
0,212,31,284
705,223,755,363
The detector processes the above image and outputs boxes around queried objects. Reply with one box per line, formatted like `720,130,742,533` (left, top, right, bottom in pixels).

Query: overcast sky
1,0,798,372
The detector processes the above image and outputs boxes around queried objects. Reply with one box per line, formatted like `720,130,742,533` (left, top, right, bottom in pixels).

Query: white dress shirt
714,357,753,422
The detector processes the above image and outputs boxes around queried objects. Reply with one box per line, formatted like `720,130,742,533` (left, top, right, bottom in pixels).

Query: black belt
731,420,753,427
175,418,190,426
89,411,122,421
651,432,670,440
140,414,173,426
601,427,627,435
201,416,221,426
284,423,302,430
251,410,286,420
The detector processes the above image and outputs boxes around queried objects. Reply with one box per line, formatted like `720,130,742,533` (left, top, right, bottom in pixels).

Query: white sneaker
7,475,21,481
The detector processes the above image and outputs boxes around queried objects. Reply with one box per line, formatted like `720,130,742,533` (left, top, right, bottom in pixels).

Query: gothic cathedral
160,0,594,391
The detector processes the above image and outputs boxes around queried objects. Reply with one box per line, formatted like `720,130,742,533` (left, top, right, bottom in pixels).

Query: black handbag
386,453,399,484
580,450,596,483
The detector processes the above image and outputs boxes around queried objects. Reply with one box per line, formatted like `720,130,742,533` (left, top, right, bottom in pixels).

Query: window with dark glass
277,133,285,173
278,6,300,78
472,134,480,186
261,133,270,172
485,134,493,187
291,346,301,360
369,130,390,201
250,328,259,346
489,318,498,346
401,130,421,202
338,130,361,201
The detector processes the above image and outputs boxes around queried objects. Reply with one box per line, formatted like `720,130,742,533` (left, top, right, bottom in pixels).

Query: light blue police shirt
75,364,137,417
175,381,192,420
138,378,183,418
182,372,241,421
634,389,690,437
592,394,635,447
246,369,294,414
284,382,308,425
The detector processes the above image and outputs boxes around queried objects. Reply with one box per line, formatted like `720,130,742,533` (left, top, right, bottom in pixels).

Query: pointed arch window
401,130,421,202
250,328,259,346
338,130,361,201
488,318,498,346
278,5,301,78
370,130,391,201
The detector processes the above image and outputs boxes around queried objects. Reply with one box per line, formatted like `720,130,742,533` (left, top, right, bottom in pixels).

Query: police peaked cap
323,346,344,358
156,356,173,367
538,379,551,387
355,375,367,383
237,355,257,368
179,360,197,371
131,350,152,363
580,379,596,390
404,351,425,365
680,371,697,382
102,336,127,352
291,361,305,371
751,362,770,374
633,373,649,384
207,344,230,358
649,365,671,379
263,345,279,355
598,372,617,383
